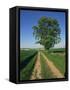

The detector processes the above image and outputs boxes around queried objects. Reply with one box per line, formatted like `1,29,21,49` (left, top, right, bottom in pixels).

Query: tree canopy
32,16,61,50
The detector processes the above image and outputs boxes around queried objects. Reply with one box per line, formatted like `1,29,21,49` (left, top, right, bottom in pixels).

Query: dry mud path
41,52,64,78
30,52,42,80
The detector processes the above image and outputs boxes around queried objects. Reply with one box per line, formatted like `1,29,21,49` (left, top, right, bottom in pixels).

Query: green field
20,48,65,80
20,49,38,80
20,54,37,80
20,50,37,62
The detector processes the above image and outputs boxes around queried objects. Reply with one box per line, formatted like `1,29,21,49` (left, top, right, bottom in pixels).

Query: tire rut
41,52,64,78
30,52,42,80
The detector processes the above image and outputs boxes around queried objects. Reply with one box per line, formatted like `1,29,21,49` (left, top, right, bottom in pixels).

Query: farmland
20,48,65,80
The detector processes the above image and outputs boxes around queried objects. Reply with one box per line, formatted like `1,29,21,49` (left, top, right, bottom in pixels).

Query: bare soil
30,52,42,80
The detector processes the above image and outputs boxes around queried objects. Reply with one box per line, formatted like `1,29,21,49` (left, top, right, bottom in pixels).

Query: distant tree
32,16,61,50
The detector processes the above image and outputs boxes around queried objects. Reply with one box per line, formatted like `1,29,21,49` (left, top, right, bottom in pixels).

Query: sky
20,10,66,49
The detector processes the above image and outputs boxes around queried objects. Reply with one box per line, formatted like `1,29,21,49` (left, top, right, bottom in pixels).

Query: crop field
20,50,37,80
20,48,65,80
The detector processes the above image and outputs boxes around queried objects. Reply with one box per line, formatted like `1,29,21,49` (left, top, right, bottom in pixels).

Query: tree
32,16,61,50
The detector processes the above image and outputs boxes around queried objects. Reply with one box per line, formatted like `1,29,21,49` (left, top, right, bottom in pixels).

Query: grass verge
40,54,55,79
43,51,65,75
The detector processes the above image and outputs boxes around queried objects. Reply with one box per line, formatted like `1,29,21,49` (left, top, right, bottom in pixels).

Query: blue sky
20,10,65,48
